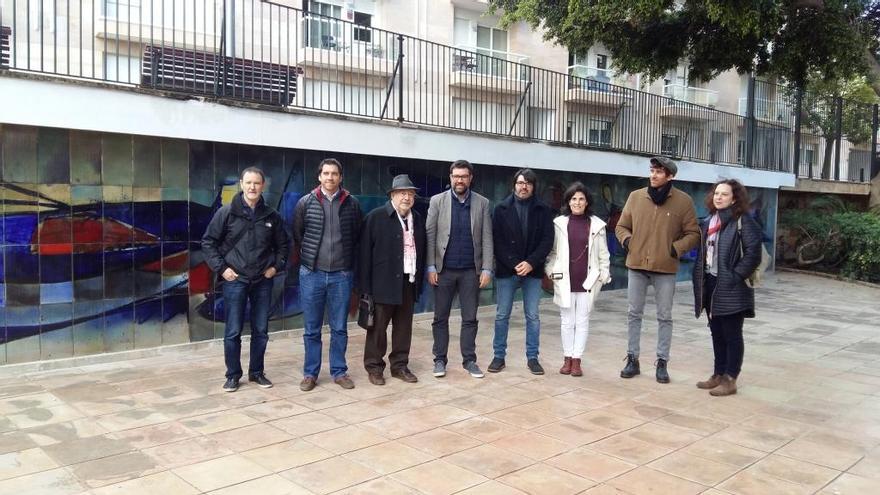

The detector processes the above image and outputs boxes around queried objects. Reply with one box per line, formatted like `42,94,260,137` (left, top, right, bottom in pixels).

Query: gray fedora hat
387,174,419,195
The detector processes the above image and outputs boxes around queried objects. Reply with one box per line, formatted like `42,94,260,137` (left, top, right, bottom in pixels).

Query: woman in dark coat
692,179,763,396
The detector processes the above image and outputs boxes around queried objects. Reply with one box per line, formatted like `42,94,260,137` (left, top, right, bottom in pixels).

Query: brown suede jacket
615,186,700,274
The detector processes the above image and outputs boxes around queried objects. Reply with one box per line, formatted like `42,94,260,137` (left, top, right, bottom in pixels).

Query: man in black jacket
293,158,363,391
489,169,554,375
357,175,426,385
202,167,290,392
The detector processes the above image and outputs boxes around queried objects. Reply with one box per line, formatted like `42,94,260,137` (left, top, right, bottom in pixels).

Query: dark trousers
364,281,415,374
222,277,274,380
432,268,480,366
704,274,745,378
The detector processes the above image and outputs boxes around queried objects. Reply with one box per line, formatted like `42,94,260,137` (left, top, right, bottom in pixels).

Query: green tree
488,0,880,92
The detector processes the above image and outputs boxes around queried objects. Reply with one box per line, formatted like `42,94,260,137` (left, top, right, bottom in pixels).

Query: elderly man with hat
615,157,700,384
357,174,427,385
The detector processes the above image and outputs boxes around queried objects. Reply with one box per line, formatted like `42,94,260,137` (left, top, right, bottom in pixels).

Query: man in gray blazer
426,160,494,379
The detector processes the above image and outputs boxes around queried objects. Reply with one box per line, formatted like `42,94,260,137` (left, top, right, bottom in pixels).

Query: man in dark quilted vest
293,158,363,391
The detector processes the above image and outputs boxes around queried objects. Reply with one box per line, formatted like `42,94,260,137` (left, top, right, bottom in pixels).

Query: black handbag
357,294,375,330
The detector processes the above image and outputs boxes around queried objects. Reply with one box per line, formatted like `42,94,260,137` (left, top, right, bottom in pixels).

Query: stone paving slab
0,272,879,494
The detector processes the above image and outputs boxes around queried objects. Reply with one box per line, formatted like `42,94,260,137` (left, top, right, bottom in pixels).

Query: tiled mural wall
0,124,778,364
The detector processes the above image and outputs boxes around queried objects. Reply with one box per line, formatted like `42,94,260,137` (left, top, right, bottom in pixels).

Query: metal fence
742,79,879,182
2,0,878,182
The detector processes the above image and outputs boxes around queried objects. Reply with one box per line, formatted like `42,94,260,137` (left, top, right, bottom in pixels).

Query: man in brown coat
615,157,700,383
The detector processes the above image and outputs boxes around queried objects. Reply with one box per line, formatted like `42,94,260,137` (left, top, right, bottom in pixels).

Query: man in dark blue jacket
202,167,290,392
489,169,554,375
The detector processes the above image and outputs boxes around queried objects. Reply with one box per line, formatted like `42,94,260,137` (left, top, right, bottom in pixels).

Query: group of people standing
202,156,764,399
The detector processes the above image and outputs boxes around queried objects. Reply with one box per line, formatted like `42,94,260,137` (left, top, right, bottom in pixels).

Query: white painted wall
0,76,796,189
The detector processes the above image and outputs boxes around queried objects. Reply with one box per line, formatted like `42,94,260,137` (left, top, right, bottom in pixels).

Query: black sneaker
487,357,506,373
222,377,239,392
655,359,670,384
527,359,545,375
249,374,273,388
620,353,640,378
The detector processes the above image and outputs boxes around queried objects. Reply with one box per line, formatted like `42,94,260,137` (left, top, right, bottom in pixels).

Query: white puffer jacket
545,214,612,310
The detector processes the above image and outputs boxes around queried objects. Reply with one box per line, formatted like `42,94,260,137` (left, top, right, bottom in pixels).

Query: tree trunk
863,47,880,99
822,141,834,179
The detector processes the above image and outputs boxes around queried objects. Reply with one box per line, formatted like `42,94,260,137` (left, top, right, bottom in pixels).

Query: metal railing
1,0,877,182
663,84,719,107
738,97,793,123
567,64,636,89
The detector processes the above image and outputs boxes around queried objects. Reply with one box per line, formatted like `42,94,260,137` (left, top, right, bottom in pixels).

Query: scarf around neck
648,182,673,205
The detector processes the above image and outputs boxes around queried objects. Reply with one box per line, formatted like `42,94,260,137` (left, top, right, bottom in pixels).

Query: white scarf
396,211,417,282
706,213,721,271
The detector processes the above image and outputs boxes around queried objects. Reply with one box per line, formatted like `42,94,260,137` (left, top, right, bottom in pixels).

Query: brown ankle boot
570,358,583,377
710,375,737,396
696,374,722,389
559,357,572,375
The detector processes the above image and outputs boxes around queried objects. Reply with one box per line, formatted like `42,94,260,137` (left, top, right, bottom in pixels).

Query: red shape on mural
188,262,214,294
32,216,159,255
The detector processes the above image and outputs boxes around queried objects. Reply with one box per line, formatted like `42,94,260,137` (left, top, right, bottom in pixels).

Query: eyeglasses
451,174,471,181
515,181,533,187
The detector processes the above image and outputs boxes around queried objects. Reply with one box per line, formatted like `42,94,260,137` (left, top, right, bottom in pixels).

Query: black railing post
217,0,227,98
793,86,803,176
834,96,843,181
872,103,879,180
397,34,404,123
745,75,756,168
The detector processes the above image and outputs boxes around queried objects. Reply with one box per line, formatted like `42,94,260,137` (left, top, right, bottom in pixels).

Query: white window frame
103,52,142,84
102,0,142,20
588,118,612,147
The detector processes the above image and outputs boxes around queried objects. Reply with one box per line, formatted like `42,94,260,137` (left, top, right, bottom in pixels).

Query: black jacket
692,209,763,318
357,202,427,305
492,194,555,279
293,186,362,271
201,193,290,283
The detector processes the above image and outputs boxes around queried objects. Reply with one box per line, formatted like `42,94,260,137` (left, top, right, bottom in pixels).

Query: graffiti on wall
0,124,777,364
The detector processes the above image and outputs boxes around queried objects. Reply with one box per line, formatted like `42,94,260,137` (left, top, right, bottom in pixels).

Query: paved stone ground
0,272,879,495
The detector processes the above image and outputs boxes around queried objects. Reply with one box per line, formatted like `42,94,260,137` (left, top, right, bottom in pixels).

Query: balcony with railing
298,14,397,77
661,84,720,119
449,45,530,94
738,97,793,125
565,65,633,107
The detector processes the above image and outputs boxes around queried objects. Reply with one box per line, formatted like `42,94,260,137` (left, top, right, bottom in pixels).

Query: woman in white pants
545,182,611,377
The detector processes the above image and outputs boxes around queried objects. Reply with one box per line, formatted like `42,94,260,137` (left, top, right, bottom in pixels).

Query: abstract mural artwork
0,124,778,364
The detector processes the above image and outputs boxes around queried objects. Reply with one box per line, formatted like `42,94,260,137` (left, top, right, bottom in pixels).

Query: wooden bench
141,45,302,105
1,26,11,68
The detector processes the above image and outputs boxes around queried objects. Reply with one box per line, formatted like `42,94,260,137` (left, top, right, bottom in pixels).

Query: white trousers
560,292,591,359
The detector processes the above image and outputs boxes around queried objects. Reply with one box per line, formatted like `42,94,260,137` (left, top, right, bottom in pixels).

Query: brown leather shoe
299,376,317,392
391,368,418,383
334,375,355,389
570,358,583,377
559,357,572,375
368,373,385,386
709,375,737,396
697,374,722,390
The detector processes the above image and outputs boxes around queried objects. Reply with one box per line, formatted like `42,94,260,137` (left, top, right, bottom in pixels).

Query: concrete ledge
782,178,872,195
777,266,880,289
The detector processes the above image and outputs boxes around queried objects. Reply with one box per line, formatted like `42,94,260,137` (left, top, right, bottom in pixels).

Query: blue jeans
223,277,274,380
493,275,542,360
300,267,353,379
